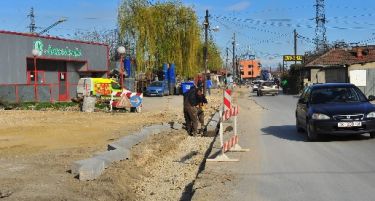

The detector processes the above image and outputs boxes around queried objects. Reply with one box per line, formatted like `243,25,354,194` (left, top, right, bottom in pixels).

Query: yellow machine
76,78,122,98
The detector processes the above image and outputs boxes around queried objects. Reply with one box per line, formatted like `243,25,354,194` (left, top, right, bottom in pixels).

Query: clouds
228,1,251,11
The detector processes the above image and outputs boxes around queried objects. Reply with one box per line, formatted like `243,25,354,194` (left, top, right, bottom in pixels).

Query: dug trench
0,90,222,201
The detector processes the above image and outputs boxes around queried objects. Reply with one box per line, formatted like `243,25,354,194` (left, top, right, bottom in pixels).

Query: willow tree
118,0,221,78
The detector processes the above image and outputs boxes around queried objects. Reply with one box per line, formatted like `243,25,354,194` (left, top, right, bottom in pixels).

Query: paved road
141,95,182,113
202,91,375,201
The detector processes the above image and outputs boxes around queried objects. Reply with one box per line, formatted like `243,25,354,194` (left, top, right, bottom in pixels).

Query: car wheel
306,121,318,141
370,132,375,138
296,119,304,133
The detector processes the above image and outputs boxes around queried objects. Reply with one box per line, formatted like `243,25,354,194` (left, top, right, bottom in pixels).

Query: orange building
240,60,261,79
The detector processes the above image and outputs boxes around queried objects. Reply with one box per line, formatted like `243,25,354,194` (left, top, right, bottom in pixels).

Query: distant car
145,81,169,97
296,83,375,141
257,81,279,96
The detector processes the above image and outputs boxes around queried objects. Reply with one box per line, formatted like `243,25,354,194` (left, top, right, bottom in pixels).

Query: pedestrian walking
206,76,212,96
281,79,288,94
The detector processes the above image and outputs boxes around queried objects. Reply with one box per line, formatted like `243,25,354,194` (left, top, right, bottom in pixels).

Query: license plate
338,122,362,128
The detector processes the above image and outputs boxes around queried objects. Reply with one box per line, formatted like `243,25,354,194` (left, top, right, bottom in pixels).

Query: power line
213,16,292,37
214,14,375,31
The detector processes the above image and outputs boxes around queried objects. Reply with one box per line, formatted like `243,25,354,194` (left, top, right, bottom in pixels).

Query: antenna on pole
27,7,36,34
315,0,327,52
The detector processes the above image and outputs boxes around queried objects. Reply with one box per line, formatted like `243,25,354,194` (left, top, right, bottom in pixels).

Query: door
297,87,310,128
58,72,68,101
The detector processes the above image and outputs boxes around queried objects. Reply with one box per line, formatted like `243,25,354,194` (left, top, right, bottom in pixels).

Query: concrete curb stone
71,158,105,181
71,123,172,181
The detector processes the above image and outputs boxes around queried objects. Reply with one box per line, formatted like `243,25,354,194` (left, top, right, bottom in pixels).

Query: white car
257,81,279,96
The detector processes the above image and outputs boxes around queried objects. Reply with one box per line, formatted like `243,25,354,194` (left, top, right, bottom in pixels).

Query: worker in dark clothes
197,88,208,134
184,86,204,136
183,85,196,134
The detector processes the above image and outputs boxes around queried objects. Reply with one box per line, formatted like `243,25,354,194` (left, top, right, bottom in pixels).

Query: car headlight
367,112,375,118
312,113,330,120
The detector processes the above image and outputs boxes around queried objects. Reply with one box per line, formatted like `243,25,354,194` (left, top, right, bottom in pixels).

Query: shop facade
0,30,109,102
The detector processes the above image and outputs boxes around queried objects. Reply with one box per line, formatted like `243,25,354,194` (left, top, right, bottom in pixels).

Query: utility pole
225,47,229,70
28,7,36,34
203,9,209,95
236,56,240,83
225,47,229,82
294,29,297,65
232,33,236,83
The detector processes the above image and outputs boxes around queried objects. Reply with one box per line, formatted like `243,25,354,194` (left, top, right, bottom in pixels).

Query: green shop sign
33,40,82,57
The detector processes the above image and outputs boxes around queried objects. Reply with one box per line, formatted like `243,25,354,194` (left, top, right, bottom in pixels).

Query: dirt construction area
0,90,222,201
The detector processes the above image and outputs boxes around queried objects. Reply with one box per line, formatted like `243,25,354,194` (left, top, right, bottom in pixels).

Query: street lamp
31,49,39,101
117,46,126,88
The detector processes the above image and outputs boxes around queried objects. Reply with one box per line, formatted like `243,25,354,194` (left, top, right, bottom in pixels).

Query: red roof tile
305,46,375,67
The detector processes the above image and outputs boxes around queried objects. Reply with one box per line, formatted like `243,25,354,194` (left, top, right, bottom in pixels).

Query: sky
1,0,375,67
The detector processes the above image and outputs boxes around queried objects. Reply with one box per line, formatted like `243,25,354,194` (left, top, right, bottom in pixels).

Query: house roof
305,46,375,67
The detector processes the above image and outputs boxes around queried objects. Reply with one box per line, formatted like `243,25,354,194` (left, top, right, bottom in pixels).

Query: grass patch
5,102,79,111
95,101,109,110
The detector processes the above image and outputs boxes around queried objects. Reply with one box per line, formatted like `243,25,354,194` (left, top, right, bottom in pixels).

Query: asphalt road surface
201,91,375,201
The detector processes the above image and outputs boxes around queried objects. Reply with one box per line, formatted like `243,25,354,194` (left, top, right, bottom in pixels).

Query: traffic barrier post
229,107,250,152
207,106,239,162
207,89,239,162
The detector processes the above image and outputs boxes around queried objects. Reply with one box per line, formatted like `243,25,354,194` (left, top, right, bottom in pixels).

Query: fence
0,83,77,103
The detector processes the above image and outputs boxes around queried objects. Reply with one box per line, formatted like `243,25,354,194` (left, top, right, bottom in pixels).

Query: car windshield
262,82,274,87
310,87,367,104
150,82,163,87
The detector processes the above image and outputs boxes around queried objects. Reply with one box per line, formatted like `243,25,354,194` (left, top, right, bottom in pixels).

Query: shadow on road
261,125,372,142
261,125,305,141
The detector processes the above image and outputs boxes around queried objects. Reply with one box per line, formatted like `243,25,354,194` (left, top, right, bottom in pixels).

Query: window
27,71,45,84
28,71,36,83
150,81,163,87
248,71,252,75
241,71,244,75
310,87,366,104
302,87,311,103
248,65,253,68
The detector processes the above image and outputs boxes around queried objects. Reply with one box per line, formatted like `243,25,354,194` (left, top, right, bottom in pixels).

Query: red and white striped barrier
110,90,143,112
222,105,239,121
224,89,231,111
222,135,239,152
207,89,249,162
